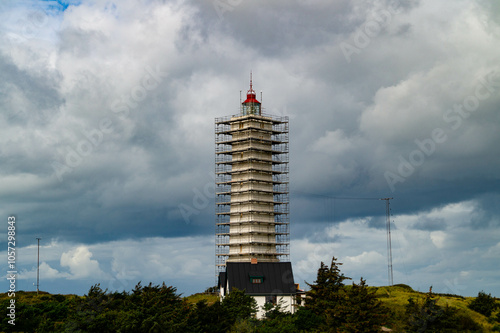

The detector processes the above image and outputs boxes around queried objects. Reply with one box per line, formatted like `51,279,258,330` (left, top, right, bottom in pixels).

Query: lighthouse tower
215,75,290,274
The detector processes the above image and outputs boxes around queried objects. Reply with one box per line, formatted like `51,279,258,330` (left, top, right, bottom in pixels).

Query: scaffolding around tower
215,110,289,275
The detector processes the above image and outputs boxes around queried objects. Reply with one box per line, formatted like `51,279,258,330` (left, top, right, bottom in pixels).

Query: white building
219,261,297,318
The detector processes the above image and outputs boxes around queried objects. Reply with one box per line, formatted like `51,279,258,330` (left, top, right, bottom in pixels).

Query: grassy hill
184,292,219,305
373,284,500,331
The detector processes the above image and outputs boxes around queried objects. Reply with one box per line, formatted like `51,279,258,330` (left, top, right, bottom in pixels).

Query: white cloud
16,261,70,281
430,231,446,249
482,242,500,259
60,246,105,280
291,199,500,295
310,130,357,157
40,261,67,279
345,251,385,266
101,236,215,291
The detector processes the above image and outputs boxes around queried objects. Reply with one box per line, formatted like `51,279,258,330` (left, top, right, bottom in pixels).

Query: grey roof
220,262,296,295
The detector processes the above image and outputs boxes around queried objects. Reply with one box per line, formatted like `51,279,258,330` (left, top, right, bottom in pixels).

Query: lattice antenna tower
381,198,394,286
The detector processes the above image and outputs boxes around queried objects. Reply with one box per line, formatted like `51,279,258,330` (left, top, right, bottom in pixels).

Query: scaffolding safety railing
215,114,290,277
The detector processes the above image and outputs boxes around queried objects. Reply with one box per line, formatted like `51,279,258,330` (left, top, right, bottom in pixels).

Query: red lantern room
241,72,261,115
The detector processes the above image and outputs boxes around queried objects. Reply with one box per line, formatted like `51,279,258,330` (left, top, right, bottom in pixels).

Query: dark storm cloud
1,0,497,238
1,0,500,297
0,55,62,124
411,217,446,231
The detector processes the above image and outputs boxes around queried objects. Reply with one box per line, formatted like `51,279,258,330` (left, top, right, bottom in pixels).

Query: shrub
468,291,499,317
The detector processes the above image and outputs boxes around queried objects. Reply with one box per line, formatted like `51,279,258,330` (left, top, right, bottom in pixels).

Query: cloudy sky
1,0,499,297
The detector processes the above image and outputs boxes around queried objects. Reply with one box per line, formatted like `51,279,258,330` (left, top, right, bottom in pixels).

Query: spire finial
249,71,253,93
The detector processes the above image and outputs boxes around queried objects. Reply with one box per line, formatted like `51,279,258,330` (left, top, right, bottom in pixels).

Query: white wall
253,295,296,319
219,284,297,319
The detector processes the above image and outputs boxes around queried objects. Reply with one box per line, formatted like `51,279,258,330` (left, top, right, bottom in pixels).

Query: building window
251,278,263,284
265,295,277,304
249,272,264,284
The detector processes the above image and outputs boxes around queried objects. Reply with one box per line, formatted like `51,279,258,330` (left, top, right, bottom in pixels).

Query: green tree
468,291,499,317
65,282,191,333
405,290,480,332
305,257,390,332
204,286,218,293
229,318,257,333
340,278,389,332
406,294,445,332
65,283,114,332
256,298,297,333
255,314,297,333
187,299,229,333
132,282,191,333
305,256,351,331
293,307,324,331
261,298,287,320
221,288,258,321
0,294,71,333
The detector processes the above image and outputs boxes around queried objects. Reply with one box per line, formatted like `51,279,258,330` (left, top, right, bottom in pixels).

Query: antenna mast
36,238,41,294
381,198,393,286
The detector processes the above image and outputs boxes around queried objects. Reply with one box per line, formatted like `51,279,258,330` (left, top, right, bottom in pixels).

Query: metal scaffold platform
215,112,290,276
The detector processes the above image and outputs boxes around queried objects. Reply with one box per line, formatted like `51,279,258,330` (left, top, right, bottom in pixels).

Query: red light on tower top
242,72,261,115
